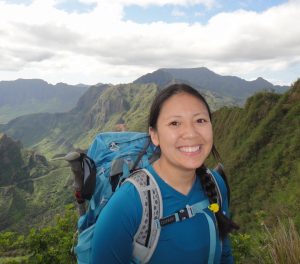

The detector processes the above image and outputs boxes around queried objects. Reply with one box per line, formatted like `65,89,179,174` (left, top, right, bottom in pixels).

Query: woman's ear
149,127,159,147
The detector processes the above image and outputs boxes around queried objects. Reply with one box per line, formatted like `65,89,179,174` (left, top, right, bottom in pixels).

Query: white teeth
179,146,200,153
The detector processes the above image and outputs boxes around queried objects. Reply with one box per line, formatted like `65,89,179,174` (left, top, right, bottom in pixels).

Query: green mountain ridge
0,133,73,231
0,81,256,158
212,79,300,230
0,83,203,157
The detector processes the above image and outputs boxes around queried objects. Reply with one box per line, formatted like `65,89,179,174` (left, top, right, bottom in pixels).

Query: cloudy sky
0,0,299,85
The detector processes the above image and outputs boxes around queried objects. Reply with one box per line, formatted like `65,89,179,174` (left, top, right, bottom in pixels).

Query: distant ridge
0,79,89,123
134,67,289,101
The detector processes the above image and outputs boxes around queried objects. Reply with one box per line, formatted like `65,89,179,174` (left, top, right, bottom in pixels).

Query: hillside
0,79,89,124
0,83,159,157
0,83,111,156
212,79,300,230
0,133,73,231
134,67,289,102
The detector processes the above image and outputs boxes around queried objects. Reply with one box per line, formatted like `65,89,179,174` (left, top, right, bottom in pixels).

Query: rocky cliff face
87,87,130,126
0,133,26,185
71,84,110,114
0,133,49,186
0,134,60,231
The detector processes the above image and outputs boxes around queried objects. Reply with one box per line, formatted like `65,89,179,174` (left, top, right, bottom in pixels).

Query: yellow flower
208,203,219,213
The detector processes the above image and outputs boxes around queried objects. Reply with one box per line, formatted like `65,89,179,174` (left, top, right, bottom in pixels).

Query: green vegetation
0,133,74,232
0,99,75,124
262,218,300,263
212,80,300,232
0,165,73,232
210,79,300,262
0,205,77,264
230,218,300,263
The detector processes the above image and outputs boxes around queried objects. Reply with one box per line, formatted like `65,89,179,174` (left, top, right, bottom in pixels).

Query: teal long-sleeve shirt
91,164,234,263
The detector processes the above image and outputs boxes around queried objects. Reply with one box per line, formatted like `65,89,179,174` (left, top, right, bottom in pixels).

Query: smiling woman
149,90,214,195
91,83,239,263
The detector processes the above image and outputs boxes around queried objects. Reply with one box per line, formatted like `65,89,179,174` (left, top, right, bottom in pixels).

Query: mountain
0,69,293,160
0,80,241,158
134,67,289,102
0,83,158,157
211,79,300,230
0,133,74,231
0,79,89,124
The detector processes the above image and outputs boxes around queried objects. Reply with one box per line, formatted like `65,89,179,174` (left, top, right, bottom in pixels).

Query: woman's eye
169,121,180,126
197,118,207,123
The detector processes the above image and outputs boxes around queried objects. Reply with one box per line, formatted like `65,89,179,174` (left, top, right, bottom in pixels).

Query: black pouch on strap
81,154,96,200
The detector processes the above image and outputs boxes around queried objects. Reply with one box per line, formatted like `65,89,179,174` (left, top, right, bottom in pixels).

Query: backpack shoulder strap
124,169,163,264
208,164,231,209
207,168,223,208
213,163,231,205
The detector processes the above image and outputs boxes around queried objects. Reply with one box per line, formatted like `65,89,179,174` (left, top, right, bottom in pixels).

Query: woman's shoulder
112,180,142,205
95,178,143,235
103,178,143,218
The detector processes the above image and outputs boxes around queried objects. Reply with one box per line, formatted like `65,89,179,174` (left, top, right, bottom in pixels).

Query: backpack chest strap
155,199,210,228
155,199,217,264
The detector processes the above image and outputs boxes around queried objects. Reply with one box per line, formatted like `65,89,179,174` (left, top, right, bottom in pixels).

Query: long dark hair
148,83,239,239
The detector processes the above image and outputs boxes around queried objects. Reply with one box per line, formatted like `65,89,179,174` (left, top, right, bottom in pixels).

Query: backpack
73,131,227,264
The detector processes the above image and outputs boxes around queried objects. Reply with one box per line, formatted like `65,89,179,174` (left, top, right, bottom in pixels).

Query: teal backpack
73,131,226,264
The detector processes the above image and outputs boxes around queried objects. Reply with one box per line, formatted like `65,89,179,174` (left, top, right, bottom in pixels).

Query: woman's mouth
178,145,201,153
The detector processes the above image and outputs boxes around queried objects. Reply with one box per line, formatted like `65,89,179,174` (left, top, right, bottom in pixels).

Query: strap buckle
178,205,194,221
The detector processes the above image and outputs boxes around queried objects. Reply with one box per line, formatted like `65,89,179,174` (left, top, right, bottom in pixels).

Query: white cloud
0,0,299,85
109,0,216,8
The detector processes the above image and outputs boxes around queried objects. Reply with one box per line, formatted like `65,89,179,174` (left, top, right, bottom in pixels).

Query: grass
259,218,300,264
0,256,29,264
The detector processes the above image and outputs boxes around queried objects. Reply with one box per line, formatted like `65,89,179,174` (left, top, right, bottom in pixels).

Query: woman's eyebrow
164,112,208,119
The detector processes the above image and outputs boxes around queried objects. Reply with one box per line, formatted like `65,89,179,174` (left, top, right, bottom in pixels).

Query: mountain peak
0,133,22,150
133,69,174,87
253,77,272,85
134,67,289,100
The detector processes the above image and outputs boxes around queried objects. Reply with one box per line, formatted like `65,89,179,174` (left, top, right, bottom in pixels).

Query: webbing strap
203,212,216,264
191,199,210,214
156,199,209,227
155,199,216,264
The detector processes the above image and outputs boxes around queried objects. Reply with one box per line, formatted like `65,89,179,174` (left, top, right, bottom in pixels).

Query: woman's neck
152,159,196,195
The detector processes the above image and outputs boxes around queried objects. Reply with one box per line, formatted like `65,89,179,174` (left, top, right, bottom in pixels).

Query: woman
91,84,238,263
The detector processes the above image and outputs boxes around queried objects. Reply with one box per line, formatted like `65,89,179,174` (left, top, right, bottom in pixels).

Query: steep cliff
212,79,300,230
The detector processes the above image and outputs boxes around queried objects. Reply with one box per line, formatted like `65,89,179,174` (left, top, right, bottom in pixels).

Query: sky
0,0,299,86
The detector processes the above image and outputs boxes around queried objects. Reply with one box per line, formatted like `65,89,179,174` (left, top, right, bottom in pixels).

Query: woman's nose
181,123,198,138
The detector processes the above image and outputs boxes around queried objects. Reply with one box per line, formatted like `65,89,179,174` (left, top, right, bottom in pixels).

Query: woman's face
150,92,213,174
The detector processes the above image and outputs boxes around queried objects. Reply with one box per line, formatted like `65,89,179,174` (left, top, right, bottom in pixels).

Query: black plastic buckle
178,208,190,221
